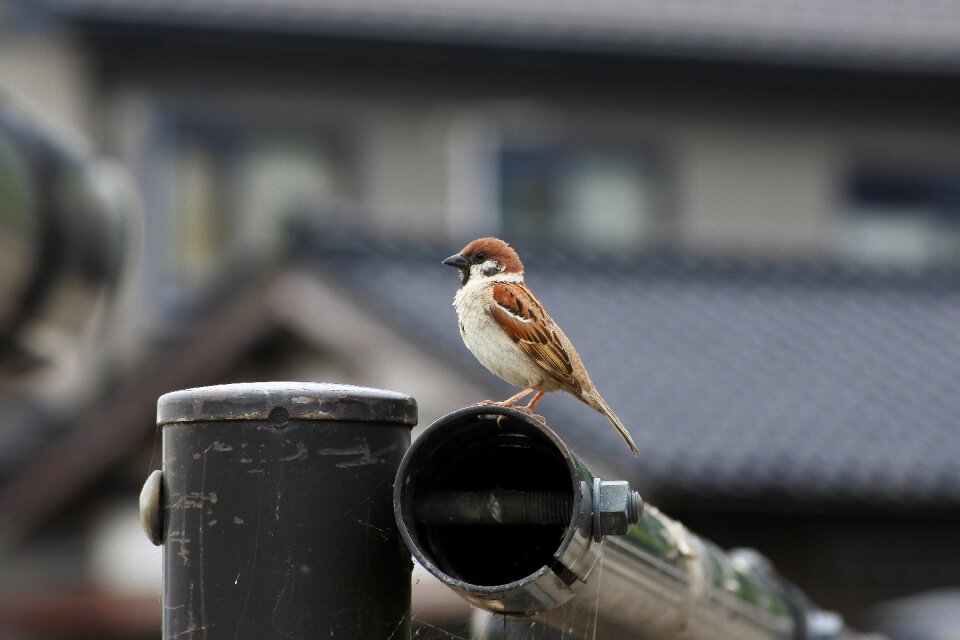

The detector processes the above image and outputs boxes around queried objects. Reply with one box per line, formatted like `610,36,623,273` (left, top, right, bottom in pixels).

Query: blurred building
5,0,960,314
1,0,960,638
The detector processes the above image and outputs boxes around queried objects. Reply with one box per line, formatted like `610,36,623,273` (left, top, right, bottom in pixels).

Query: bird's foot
475,400,511,427
493,412,546,427
473,400,546,424
475,400,508,407
508,405,547,423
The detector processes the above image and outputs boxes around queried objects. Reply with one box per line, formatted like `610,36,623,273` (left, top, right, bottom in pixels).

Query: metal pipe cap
157,381,417,426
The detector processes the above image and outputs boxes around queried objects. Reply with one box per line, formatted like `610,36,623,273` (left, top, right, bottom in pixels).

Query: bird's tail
582,392,639,455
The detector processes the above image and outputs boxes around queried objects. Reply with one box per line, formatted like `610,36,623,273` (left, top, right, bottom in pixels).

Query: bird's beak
442,253,470,270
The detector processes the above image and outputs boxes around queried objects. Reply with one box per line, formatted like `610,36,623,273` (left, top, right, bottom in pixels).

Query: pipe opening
397,409,576,588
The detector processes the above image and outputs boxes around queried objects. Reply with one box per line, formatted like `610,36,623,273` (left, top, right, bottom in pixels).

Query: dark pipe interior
402,411,574,587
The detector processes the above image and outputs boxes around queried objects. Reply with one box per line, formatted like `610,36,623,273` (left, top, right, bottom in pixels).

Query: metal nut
139,469,164,545
592,478,643,541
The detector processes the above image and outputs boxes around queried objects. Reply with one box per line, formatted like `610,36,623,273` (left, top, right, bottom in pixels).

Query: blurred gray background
1,1,960,638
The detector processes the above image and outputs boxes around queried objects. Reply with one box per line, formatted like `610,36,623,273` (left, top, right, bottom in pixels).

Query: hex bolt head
139,469,164,546
592,478,644,542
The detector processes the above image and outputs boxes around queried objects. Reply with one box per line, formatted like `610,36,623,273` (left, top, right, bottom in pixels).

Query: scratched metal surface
160,383,414,639
158,381,418,426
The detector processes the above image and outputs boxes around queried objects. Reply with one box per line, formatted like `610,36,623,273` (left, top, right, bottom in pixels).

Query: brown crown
460,237,524,274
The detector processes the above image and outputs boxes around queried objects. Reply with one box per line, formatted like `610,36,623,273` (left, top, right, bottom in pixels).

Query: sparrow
443,237,639,454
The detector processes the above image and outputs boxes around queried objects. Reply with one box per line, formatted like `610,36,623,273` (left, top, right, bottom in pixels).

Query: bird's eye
474,252,487,262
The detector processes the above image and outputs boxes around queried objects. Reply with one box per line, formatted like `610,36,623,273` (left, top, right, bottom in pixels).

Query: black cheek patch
482,261,502,277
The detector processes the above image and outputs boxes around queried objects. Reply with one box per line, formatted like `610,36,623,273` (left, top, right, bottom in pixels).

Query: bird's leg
476,389,534,407
505,391,546,423
503,389,535,407
525,391,545,411
480,389,539,427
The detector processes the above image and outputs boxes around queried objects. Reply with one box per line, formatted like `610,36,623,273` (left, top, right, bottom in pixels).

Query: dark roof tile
300,231,960,508
40,0,960,75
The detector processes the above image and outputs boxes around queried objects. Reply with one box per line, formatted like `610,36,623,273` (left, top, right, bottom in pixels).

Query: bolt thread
526,491,573,524
415,491,573,525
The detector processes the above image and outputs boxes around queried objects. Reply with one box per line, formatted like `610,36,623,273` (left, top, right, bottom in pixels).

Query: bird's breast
452,284,551,390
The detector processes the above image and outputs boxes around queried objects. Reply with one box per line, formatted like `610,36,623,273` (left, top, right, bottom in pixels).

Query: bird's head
443,237,524,287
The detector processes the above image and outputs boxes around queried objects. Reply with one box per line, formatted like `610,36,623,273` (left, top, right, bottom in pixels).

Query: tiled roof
40,0,960,75
4,227,958,517
298,231,960,508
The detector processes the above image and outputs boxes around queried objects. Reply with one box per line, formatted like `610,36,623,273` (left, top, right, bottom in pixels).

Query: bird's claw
475,400,506,407
516,408,547,423
474,401,546,424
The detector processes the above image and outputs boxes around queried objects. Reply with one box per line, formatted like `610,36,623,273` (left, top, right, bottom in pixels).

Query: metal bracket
139,469,163,546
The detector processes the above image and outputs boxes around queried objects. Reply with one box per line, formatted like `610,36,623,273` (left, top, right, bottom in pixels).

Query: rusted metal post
143,382,416,640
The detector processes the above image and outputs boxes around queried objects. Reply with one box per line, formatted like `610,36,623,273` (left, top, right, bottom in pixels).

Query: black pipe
148,382,416,640
394,405,833,639
394,405,602,616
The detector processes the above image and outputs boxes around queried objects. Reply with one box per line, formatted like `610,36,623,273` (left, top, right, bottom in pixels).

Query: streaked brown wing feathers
490,282,580,392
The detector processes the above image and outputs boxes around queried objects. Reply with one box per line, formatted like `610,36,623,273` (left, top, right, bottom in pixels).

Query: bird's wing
490,282,582,394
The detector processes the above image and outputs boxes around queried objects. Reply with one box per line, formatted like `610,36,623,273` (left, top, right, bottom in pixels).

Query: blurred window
842,166,960,266
166,113,353,289
498,141,665,252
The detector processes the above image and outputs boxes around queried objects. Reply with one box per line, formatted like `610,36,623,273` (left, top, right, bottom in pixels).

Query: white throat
469,270,523,286
453,270,523,306
486,271,523,284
